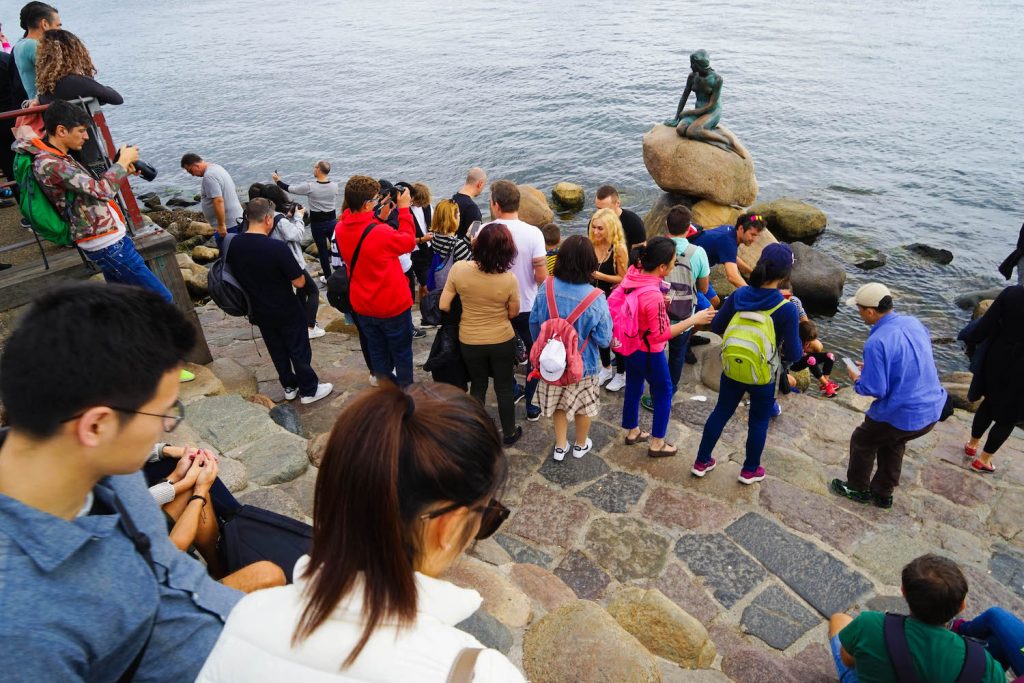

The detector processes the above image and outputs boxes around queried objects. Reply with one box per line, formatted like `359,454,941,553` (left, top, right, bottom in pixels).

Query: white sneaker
300,382,333,404
318,275,327,284
553,444,568,462
283,387,299,401
597,366,615,386
606,373,626,392
368,374,379,387
308,325,326,339
573,438,593,459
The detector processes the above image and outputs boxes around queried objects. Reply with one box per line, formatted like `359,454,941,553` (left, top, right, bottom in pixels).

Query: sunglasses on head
421,498,510,540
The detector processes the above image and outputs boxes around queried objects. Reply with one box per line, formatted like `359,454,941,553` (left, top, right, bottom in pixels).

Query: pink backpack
608,278,663,356
529,278,603,386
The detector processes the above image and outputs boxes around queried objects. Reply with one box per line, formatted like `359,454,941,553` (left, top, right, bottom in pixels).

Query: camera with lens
112,147,158,182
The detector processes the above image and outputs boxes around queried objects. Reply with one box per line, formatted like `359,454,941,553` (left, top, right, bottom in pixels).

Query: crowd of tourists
2,2,1024,682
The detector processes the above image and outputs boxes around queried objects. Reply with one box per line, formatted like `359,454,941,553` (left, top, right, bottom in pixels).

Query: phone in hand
843,357,859,374
467,221,483,241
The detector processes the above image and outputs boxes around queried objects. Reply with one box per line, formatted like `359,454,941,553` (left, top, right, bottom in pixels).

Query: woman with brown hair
440,223,522,445
197,383,523,682
36,29,122,106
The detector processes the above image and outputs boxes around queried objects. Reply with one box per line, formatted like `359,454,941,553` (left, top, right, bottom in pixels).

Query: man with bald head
452,167,486,238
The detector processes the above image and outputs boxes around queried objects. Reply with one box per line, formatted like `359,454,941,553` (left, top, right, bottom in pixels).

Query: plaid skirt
536,375,601,419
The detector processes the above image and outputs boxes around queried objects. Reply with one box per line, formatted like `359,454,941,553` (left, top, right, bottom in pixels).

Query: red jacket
336,208,416,318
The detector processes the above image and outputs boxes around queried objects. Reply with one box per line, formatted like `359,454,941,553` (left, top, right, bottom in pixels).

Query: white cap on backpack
538,340,567,382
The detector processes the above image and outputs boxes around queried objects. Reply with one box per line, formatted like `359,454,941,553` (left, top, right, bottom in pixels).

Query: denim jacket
529,278,613,377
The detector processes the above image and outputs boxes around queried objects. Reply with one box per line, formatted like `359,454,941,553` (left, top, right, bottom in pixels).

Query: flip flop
647,443,678,458
624,431,651,445
970,458,995,473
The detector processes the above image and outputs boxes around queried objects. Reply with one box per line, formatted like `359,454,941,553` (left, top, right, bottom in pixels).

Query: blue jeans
85,236,172,303
959,607,1024,676
622,351,672,439
213,224,242,250
830,635,859,682
667,328,692,396
697,373,776,472
355,308,414,387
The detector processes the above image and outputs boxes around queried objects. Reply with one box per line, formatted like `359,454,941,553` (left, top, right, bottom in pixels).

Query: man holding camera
180,152,244,248
336,176,417,387
18,99,172,302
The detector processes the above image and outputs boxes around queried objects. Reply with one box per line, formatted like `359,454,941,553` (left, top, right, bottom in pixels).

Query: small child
542,222,560,275
791,319,839,397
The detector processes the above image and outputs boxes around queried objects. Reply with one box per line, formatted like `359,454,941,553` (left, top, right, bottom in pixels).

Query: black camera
112,147,158,182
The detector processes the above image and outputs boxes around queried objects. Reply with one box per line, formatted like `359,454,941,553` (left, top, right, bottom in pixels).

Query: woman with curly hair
36,29,122,106
440,223,523,445
589,207,629,391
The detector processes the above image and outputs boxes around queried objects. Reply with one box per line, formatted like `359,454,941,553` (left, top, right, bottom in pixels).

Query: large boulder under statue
642,124,758,206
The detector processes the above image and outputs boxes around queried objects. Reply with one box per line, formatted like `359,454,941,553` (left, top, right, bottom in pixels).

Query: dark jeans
511,312,538,409
959,607,1024,676
622,351,673,439
599,346,626,374
213,224,242,250
258,320,319,396
697,374,776,472
350,313,374,372
296,270,319,328
356,308,414,387
847,415,935,497
971,397,1016,455
461,338,517,434
310,220,335,277
85,236,173,303
667,328,692,395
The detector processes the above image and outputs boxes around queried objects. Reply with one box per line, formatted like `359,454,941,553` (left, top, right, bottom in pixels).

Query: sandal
970,458,995,473
624,430,651,445
647,443,678,458
963,443,978,459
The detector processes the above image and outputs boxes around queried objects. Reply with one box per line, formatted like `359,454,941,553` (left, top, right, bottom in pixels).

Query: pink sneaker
738,467,767,485
691,458,716,478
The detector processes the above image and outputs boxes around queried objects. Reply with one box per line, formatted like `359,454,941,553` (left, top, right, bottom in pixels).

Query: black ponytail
637,236,676,272
748,259,792,287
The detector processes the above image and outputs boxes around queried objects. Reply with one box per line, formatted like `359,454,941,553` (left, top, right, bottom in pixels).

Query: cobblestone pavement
178,301,1024,681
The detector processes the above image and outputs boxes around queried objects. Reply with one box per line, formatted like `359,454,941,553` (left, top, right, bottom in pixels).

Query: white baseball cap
846,283,893,308
538,340,567,382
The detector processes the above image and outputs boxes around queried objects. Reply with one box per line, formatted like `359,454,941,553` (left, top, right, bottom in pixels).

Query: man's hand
396,187,412,209
271,172,281,183
847,361,863,382
116,145,140,171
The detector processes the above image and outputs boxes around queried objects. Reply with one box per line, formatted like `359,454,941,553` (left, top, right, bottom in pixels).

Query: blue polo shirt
855,313,946,431
691,225,738,266
0,447,241,682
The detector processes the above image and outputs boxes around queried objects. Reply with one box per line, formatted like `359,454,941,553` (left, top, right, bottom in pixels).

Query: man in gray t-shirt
180,153,244,244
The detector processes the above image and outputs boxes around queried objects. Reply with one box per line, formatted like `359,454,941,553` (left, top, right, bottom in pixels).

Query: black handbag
326,222,376,314
220,505,312,583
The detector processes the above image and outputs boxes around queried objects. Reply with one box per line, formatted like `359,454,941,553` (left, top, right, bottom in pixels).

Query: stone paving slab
759,479,867,552
674,533,767,609
651,562,722,627
554,550,611,600
494,533,553,568
726,513,872,616
456,609,513,654
919,462,995,508
576,472,647,513
187,394,283,452
642,487,739,533
538,451,610,488
989,546,1024,599
226,431,308,486
507,483,590,548
740,584,820,651
585,517,671,581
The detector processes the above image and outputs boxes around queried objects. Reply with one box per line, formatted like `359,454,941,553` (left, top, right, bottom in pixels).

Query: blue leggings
622,351,672,439
959,607,1024,676
697,374,776,472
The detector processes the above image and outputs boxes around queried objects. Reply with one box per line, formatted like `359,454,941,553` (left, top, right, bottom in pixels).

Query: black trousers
971,397,1017,455
259,320,319,395
461,338,517,434
296,271,319,328
310,220,335,277
847,416,935,497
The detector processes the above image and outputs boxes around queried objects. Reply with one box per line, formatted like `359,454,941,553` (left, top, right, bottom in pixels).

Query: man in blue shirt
690,212,764,307
831,283,946,509
0,283,279,681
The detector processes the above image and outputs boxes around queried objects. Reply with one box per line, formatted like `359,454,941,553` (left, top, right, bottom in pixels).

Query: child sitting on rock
790,319,839,397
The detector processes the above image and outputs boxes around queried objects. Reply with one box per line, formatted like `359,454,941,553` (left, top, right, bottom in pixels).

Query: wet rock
551,182,584,210
747,197,827,244
191,245,219,264
207,357,258,399
855,255,887,270
185,221,216,239
789,242,846,313
227,431,308,486
740,585,819,650
510,563,577,612
555,550,611,600
691,199,741,229
515,184,554,228
494,533,553,568
523,600,661,683
166,196,196,208
456,608,513,654
905,243,953,265
444,557,533,627
955,287,1004,310
642,124,758,206
576,471,647,512
507,483,591,547
642,192,692,239
608,587,716,668
269,403,305,436
237,487,304,520
674,533,766,608
973,299,993,320
652,562,721,626
585,517,670,581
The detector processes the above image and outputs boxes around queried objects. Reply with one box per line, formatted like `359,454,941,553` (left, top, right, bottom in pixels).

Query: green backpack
14,150,74,246
721,300,788,385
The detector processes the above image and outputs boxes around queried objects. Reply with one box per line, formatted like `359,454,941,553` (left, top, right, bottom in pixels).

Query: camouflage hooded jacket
17,137,128,244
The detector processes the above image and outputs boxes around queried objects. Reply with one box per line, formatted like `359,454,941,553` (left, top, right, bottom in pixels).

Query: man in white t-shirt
489,179,547,421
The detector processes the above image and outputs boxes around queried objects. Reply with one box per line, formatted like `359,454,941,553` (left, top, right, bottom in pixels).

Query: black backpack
883,613,987,683
207,233,252,317
326,222,376,314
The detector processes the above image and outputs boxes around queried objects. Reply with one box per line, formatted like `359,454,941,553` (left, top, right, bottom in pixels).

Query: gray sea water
58,0,1024,371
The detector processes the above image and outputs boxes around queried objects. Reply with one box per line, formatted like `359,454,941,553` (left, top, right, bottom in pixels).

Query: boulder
643,192,692,239
207,357,258,399
855,255,887,270
143,203,169,213
142,195,164,209
607,587,716,669
789,242,846,313
523,600,661,683
707,265,736,301
551,182,585,211
226,431,308,486
166,196,196,208
973,299,993,320
642,124,758,206
185,221,216,239
307,431,330,467
697,337,724,392
179,261,210,299
955,288,1004,310
737,227,778,272
942,371,980,413
269,404,305,437
177,363,226,404
137,191,159,201
165,221,183,240
510,563,577,613
443,557,533,628
691,200,741,229
905,243,953,265
746,197,827,244
191,245,219,264
515,184,554,227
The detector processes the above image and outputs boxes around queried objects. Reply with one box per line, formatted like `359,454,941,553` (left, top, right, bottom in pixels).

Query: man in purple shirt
831,283,946,509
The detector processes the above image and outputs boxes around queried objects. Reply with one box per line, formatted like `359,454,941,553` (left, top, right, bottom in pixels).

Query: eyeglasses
421,498,510,540
63,399,185,433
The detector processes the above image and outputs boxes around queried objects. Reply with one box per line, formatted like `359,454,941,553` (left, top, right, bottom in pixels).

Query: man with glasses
0,282,283,681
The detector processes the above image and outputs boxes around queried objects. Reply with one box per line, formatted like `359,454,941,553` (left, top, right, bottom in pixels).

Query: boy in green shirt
829,554,1006,682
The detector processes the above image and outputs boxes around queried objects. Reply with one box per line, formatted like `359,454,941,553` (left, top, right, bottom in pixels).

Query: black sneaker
871,492,894,509
690,334,711,347
830,478,871,504
411,328,427,340
513,383,526,405
526,405,541,422
502,425,523,446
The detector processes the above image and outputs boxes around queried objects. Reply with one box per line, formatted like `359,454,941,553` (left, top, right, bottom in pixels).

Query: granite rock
227,431,309,486
551,182,584,210
608,587,716,668
747,197,827,244
691,200,741,230
206,357,258,399
507,483,591,548
444,557,533,628
188,394,284,451
494,533,553,568
642,124,758,206
269,404,305,436
585,517,671,581
456,609,513,654
643,487,736,532
516,184,555,227
237,487,304,520
510,563,577,612
653,562,722,626
674,533,766,608
538,451,610,488
577,471,647,513
217,456,248,493
789,242,846,314
740,585,819,650
555,550,611,600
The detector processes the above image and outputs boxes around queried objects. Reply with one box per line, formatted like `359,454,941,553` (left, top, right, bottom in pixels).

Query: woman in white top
197,383,524,683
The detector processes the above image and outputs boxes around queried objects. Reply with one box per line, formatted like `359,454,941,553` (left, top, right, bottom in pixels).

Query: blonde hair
36,29,96,96
589,208,626,271
433,199,460,236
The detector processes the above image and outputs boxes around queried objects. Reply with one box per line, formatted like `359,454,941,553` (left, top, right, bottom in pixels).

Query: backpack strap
883,613,920,683
567,287,604,352
348,222,377,281
955,637,987,683
446,647,483,683
545,277,559,319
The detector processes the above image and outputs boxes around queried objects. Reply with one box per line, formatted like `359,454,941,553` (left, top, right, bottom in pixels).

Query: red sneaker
821,381,839,398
